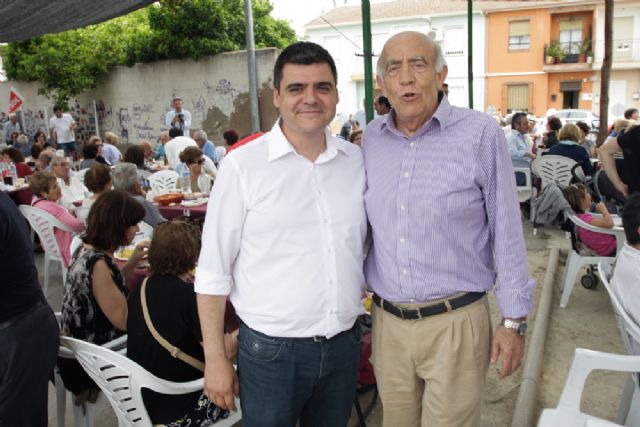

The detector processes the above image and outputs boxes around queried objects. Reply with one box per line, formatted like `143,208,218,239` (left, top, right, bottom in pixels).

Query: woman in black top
127,221,238,426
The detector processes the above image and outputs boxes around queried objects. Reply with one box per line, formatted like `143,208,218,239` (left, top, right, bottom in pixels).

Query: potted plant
578,37,591,62
546,39,567,64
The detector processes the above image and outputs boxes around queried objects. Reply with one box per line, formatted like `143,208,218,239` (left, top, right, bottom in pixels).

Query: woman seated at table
127,221,237,426
81,163,112,208
2,146,33,178
175,146,214,195
544,123,594,176
51,155,91,210
124,145,151,179
59,190,147,403
28,171,85,267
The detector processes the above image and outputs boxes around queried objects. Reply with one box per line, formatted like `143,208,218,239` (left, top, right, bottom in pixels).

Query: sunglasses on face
191,158,205,165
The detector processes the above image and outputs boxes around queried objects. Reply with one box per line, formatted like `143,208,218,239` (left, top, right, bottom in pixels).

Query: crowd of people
1,31,639,427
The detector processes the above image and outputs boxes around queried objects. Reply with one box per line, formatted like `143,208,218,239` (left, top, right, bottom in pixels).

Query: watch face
517,323,527,335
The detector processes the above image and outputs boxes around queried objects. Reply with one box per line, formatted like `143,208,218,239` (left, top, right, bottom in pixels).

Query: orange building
486,3,595,118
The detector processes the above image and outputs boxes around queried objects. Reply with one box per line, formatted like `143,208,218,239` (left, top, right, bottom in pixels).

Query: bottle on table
180,166,191,193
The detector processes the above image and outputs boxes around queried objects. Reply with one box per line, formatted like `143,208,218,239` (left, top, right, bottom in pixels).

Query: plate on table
181,198,208,207
114,244,149,261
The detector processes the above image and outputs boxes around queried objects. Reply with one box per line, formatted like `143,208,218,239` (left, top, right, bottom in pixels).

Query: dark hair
511,112,528,129
547,117,562,132
575,121,590,135
622,193,640,244
273,41,337,91
33,131,46,143
123,145,145,168
83,164,112,193
53,105,63,113
83,190,146,251
223,130,239,146
29,171,56,197
561,183,589,214
31,144,44,159
149,221,201,276
169,128,183,138
83,143,99,160
179,146,203,165
378,96,391,110
624,108,638,120
3,146,25,163
348,129,363,143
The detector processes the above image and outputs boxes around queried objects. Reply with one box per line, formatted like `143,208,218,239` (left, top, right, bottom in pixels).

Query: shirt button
400,237,405,243
410,142,416,148
400,204,405,210
402,269,407,275
404,172,409,178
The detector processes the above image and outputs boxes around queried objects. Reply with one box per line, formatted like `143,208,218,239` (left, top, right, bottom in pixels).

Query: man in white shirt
3,113,22,144
195,42,366,427
50,155,90,210
49,106,77,156
611,194,640,354
164,128,198,170
165,96,192,136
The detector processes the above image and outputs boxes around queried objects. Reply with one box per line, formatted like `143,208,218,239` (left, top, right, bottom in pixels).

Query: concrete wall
0,48,280,145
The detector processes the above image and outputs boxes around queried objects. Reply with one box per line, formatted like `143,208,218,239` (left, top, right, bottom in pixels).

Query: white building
304,0,495,121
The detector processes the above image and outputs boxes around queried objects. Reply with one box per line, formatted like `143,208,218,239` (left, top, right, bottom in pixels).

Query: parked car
556,109,600,130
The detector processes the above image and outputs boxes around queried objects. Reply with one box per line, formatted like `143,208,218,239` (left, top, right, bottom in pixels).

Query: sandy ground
42,219,628,426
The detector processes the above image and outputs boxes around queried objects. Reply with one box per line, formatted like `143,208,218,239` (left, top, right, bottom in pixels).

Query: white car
556,109,600,130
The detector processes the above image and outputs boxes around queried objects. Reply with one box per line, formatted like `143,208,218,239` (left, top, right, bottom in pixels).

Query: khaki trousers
371,295,491,427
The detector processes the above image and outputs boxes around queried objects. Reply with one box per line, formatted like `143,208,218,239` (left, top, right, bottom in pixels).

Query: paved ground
43,219,628,426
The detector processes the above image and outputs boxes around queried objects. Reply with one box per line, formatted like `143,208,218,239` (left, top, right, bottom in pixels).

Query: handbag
140,278,205,371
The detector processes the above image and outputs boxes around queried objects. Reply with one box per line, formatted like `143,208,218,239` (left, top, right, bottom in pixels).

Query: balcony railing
542,43,593,66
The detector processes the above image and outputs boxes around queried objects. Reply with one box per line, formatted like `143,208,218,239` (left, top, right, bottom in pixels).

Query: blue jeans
58,141,78,156
237,321,361,427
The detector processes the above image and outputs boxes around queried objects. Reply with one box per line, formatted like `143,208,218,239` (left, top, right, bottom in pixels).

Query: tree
4,0,296,105
597,0,613,146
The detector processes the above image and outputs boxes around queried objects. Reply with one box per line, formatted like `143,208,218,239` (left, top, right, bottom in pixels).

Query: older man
196,41,366,426
165,96,192,136
192,130,217,162
112,162,166,227
155,131,170,161
508,112,536,168
362,31,534,427
51,155,90,210
3,113,22,144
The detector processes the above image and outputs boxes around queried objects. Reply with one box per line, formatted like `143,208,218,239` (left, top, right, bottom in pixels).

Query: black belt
241,320,357,343
373,292,485,320
0,299,46,331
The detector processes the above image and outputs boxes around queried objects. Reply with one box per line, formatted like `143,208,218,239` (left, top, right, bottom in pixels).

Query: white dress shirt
58,176,90,209
165,109,192,136
611,243,640,355
195,120,367,338
49,113,76,144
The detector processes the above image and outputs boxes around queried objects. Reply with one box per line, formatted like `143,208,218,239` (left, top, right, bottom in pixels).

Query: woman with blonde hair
102,132,122,166
545,123,594,176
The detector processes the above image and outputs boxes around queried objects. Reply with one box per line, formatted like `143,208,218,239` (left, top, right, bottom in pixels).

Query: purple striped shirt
362,96,535,318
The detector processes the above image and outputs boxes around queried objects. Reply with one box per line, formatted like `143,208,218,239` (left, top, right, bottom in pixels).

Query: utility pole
467,0,474,109
597,0,613,146
361,0,374,123
244,0,260,133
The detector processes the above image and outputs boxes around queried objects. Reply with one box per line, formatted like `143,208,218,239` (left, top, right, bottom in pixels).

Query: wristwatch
501,318,527,336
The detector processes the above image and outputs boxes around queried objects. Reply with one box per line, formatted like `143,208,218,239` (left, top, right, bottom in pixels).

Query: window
613,16,633,60
323,36,342,64
507,84,529,113
559,20,582,54
508,20,530,50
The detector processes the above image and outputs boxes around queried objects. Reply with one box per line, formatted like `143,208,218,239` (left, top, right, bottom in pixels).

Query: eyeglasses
192,158,205,165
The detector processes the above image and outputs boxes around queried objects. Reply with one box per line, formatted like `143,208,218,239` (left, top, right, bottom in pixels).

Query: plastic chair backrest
514,167,533,203
60,336,241,427
567,213,626,253
597,262,640,356
148,170,179,192
532,155,577,189
19,204,73,262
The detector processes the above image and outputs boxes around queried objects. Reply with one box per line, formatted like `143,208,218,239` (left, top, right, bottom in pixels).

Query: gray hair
112,162,139,193
376,32,447,77
16,134,29,146
193,130,207,141
49,155,67,167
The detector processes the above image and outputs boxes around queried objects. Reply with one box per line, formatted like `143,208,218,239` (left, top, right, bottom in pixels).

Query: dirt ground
43,219,628,427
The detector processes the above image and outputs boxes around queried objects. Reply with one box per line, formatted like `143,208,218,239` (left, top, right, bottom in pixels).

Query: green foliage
4,0,297,105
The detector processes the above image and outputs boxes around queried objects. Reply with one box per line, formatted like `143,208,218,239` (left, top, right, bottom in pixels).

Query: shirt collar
375,91,449,138
267,118,350,162
559,139,580,146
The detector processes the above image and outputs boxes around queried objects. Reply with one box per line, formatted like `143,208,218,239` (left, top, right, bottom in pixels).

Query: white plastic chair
54,313,127,427
514,167,533,204
75,168,89,185
60,336,242,427
559,213,625,308
148,170,179,192
531,154,581,189
18,205,75,296
597,262,640,426
537,349,640,427
134,221,153,243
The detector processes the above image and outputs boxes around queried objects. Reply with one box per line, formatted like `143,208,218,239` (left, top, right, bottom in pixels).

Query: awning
0,0,156,43
560,81,582,92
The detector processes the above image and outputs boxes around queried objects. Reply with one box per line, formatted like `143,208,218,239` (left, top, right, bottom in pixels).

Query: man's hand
490,326,525,379
204,356,240,411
